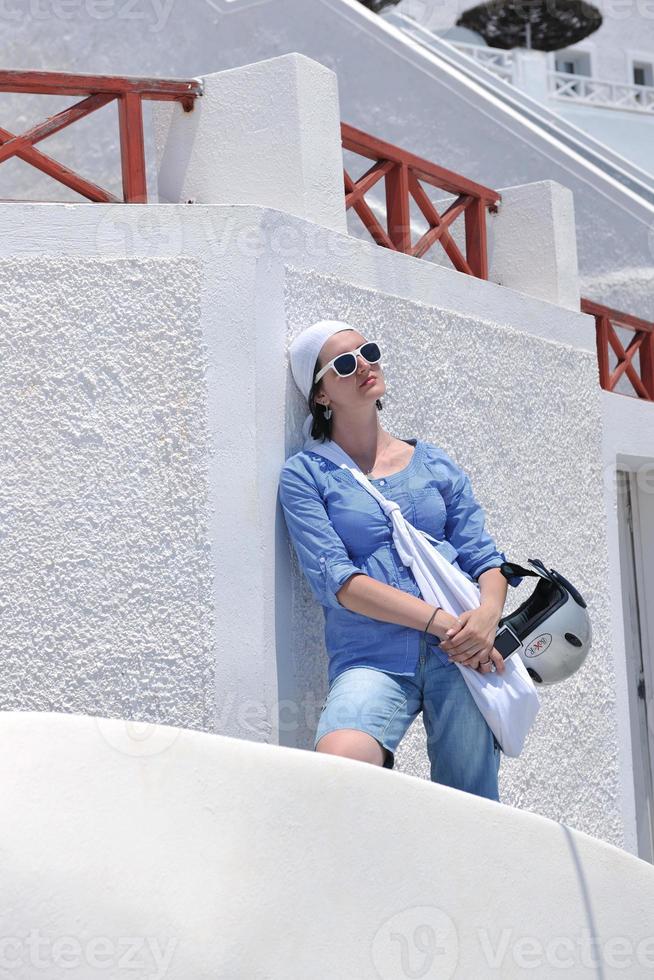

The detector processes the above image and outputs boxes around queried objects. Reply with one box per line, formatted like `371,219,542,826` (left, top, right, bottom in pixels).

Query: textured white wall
282,264,619,847
0,200,637,852
0,253,216,730
2,710,654,979
487,179,581,310
153,54,348,233
152,53,582,310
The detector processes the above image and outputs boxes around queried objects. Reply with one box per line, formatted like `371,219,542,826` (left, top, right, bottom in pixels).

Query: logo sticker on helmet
525,633,552,658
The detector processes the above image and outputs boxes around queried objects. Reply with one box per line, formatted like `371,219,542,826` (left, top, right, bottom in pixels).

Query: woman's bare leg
315,729,388,766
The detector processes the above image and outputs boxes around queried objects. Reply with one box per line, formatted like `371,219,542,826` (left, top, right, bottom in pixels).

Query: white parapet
152,53,348,234
1,709,654,979
489,179,581,311
512,48,551,104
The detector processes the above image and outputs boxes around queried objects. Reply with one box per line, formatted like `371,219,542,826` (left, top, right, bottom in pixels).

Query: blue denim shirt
278,437,523,686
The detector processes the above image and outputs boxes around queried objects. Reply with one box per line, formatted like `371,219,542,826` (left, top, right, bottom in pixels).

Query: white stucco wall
0,251,216,730
2,709,654,980
153,55,348,234
281,261,618,848
0,198,636,853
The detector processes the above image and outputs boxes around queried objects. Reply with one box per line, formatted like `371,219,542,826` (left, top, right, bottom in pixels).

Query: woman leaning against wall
278,320,523,801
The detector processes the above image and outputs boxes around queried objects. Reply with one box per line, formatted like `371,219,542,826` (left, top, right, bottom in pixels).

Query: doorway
617,468,654,862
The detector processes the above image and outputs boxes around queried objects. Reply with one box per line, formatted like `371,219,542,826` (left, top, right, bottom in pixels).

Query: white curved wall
1,710,653,979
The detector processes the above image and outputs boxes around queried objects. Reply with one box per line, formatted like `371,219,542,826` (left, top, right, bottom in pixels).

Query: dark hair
308,353,383,442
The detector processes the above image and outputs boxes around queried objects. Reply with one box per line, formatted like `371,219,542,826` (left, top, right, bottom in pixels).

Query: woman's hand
438,605,505,674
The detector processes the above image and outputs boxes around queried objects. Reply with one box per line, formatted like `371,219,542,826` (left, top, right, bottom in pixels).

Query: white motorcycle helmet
493,558,592,685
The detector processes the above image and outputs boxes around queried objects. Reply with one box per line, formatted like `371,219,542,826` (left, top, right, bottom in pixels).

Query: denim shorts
314,636,502,801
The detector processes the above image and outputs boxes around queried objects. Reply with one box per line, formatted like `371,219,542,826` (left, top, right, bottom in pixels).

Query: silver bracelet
422,606,440,641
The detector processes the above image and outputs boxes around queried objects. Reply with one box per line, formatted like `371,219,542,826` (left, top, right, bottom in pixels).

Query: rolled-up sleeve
278,461,363,609
442,453,523,589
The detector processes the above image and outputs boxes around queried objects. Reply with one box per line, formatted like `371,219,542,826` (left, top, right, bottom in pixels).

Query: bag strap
303,437,392,510
303,439,453,564
303,439,537,582
499,559,547,580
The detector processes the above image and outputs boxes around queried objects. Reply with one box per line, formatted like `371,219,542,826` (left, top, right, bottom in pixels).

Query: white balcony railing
549,70,654,114
449,40,654,115
450,41,515,83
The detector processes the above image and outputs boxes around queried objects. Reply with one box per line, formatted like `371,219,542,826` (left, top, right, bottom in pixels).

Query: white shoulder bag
304,437,540,757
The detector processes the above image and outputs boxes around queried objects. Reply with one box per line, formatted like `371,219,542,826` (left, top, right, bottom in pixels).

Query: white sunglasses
314,341,382,384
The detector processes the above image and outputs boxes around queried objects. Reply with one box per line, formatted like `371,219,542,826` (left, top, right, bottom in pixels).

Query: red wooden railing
0,69,202,203
340,125,654,403
0,79,650,403
341,122,500,280
581,298,654,401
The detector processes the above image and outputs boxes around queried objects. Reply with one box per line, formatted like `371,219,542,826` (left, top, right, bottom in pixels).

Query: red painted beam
342,121,500,204
0,69,202,101
0,69,202,204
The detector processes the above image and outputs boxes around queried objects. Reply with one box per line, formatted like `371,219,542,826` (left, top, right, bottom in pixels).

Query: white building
394,0,654,178
0,4,654,968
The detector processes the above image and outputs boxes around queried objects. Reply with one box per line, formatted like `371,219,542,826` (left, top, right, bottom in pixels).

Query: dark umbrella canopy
357,0,401,11
456,0,602,51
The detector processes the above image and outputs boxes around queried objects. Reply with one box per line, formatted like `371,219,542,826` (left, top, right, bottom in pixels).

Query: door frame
616,466,654,862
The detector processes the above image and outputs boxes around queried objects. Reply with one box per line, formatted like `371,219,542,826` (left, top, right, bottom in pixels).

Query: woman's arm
279,456,461,639
440,450,523,589
438,567,508,672
477,566,508,617
336,573,460,640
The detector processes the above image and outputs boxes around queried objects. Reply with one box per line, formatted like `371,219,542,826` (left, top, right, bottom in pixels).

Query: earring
323,405,332,420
